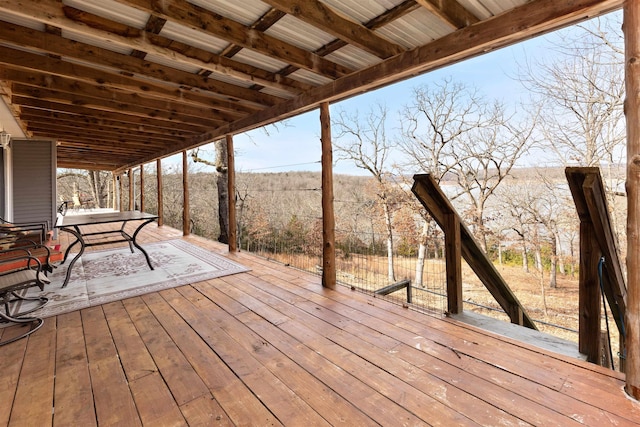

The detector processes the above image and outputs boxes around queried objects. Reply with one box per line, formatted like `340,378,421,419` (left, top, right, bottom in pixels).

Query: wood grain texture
1,223,638,425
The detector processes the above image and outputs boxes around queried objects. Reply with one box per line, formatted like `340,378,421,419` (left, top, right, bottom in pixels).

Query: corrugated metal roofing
0,0,623,170
266,14,336,51
160,21,229,55
63,0,149,28
189,0,270,26
378,7,451,48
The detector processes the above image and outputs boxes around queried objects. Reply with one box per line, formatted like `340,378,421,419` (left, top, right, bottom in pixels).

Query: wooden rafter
0,24,281,108
414,0,480,29
0,0,623,171
112,0,354,79
150,0,621,173
0,60,260,116
262,0,404,58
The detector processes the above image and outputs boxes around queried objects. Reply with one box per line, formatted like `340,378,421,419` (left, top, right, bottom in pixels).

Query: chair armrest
0,222,47,244
0,250,49,290
0,243,57,274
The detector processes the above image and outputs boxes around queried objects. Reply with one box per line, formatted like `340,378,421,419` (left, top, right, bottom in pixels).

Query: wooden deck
1,222,639,426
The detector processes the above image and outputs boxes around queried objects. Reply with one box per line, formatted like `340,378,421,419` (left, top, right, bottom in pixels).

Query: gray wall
12,139,56,229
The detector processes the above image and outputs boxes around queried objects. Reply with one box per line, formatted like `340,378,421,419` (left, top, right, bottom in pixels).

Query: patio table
55,211,158,287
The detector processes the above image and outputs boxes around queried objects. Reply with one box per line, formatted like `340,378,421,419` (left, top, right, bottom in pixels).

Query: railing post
444,212,462,314
579,220,602,363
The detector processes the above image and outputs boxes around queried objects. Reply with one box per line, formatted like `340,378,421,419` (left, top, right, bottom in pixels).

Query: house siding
12,139,56,229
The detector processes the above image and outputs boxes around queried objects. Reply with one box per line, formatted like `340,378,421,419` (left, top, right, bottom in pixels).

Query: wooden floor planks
2,223,640,426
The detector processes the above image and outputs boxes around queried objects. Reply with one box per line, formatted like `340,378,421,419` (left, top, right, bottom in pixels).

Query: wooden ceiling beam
0,56,258,116
25,121,185,145
0,1,309,96
0,23,281,109
279,0,420,76
55,143,154,154
414,0,480,29
261,0,404,58
36,134,168,154
118,0,354,79
62,6,313,95
56,158,124,171
15,99,212,133
0,0,352,80
11,79,235,124
116,0,622,172
19,110,200,137
12,88,226,128
220,8,286,58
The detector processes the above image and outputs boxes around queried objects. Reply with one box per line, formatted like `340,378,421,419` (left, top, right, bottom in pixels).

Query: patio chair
0,217,49,245
0,247,51,345
0,223,60,275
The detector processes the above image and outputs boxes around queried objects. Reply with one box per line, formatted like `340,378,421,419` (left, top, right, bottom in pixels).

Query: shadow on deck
1,223,638,426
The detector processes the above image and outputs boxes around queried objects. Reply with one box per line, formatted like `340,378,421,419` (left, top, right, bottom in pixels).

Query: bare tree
333,103,398,282
399,77,533,284
398,78,482,285
517,15,626,254
57,169,112,210
518,18,624,168
191,140,229,243
449,102,535,251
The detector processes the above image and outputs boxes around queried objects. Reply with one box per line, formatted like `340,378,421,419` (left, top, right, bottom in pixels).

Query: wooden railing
566,167,627,367
411,174,537,330
375,279,412,303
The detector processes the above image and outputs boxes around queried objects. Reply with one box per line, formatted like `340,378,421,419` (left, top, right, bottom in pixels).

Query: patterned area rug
22,239,249,319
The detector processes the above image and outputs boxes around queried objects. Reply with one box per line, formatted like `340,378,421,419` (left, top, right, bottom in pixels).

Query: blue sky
190,10,620,176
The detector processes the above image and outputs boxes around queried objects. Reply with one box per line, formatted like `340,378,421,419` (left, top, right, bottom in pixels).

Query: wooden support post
578,220,602,363
156,158,163,226
227,135,237,252
118,173,123,212
112,173,117,210
625,0,640,399
445,213,462,314
182,151,190,236
128,168,133,211
139,164,145,212
320,102,336,289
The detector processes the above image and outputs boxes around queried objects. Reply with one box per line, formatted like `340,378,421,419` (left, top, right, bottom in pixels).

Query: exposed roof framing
0,0,623,171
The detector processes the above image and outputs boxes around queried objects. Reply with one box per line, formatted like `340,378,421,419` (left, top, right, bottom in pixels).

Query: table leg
61,229,81,264
59,226,85,288
120,221,135,253
132,218,155,270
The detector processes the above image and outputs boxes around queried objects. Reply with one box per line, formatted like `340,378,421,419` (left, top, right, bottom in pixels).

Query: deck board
9,320,55,427
53,311,96,427
2,222,639,426
82,306,142,427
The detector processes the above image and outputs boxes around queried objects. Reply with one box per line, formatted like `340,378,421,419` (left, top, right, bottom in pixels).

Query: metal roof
0,0,623,171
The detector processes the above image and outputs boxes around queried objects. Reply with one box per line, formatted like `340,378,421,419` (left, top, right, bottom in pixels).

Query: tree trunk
549,235,557,289
557,234,566,275
476,207,487,252
87,171,103,208
414,220,429,287
535,247,543,272
521,237,529,273
382,198,395,282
